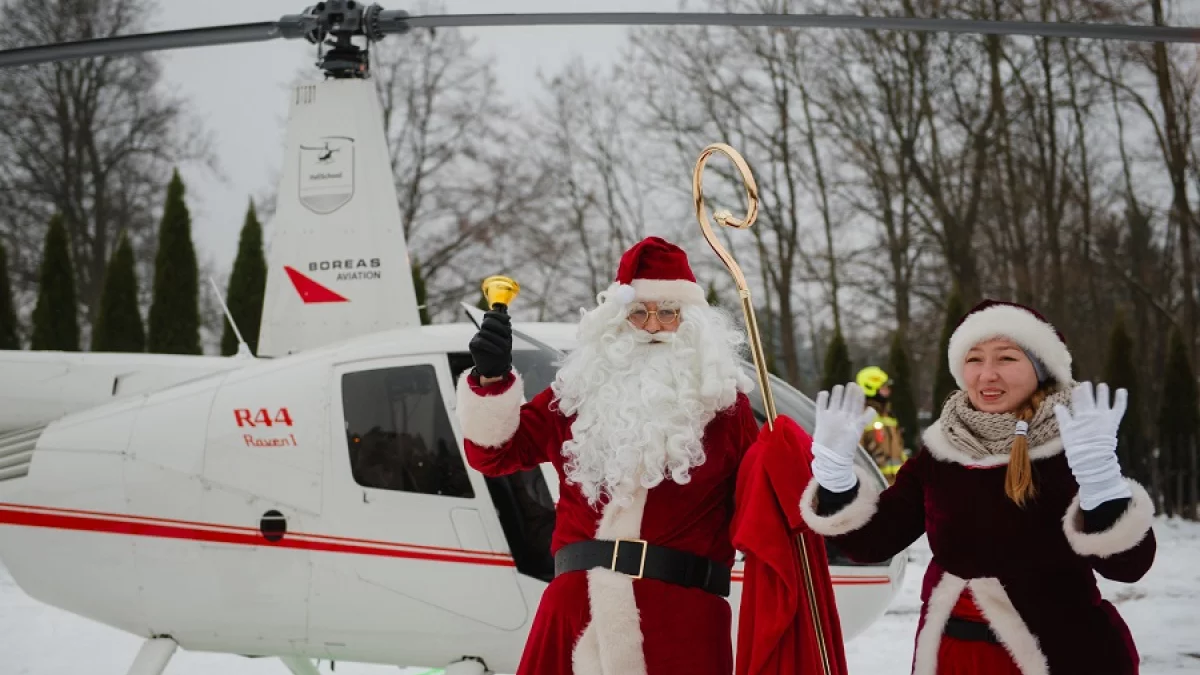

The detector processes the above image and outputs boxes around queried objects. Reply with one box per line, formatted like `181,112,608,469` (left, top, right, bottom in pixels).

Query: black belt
945,617,1001,644
554,539,731,597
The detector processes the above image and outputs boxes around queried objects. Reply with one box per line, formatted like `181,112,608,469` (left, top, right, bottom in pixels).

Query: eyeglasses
627,306,681,326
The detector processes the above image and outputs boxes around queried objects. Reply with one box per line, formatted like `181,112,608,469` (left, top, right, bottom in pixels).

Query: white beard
550,284,755,507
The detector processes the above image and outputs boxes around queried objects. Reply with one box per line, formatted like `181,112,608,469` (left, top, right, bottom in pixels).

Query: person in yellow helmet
857,366,908,484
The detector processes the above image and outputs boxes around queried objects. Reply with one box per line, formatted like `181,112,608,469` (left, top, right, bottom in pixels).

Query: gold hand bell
481,276,520,314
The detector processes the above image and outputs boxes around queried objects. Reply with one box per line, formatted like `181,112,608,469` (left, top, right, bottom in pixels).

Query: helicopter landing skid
279,654,322,675
444,656,491,675
124,637,177,675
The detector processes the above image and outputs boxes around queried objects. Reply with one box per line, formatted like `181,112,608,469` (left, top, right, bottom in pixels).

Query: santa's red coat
801,420,1157,675
455,369,761,675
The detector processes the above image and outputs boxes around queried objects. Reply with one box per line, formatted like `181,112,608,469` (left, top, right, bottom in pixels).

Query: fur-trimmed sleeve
455,370,560,476
1062,479,1156,582
800,452,927,564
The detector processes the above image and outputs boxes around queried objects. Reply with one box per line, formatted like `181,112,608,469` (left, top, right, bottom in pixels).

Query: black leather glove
469,310,512,379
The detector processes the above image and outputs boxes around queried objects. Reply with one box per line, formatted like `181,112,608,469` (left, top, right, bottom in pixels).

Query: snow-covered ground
4,517,1198,674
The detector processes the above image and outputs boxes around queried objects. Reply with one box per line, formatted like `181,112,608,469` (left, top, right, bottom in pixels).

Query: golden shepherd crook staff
693,143,834,675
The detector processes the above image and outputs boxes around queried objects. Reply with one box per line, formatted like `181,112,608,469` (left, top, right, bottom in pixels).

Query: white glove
1053,382,1132,510
811,383,877,493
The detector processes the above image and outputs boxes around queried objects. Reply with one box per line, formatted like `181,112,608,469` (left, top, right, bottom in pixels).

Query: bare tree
0,0,209,329
1082,0,1200,358
1147,0,1199,360
370,19,534,319
513,58,665,317
899,5,1005,306
815,2,930,339
624,0,867,387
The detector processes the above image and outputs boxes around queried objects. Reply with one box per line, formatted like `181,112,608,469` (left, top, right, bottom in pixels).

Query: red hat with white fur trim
613,236,708,306
947,299,1074,389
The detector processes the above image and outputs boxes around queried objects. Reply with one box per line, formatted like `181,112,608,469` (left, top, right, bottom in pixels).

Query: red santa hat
612,236,708,306
947,299,1074,389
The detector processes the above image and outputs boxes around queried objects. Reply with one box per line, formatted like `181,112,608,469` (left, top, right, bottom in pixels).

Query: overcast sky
152,0,682,272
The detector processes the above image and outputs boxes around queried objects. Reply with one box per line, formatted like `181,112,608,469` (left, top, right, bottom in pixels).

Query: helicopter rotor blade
395,11,1200,44
2,8,1195,70
0,18,315,69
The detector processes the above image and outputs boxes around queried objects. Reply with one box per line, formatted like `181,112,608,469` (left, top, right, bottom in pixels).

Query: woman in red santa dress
801,299,1156,675
455,237,766,675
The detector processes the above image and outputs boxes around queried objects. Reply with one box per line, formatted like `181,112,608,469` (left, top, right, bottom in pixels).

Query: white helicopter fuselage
1,72,904,673
0,323,903,672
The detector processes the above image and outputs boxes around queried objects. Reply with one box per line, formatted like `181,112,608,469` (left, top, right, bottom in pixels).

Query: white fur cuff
454,370,524,448
800,465,881,536
1062,479,1154,558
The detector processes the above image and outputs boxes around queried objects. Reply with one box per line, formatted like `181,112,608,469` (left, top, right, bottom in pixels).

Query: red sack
732,414,849,675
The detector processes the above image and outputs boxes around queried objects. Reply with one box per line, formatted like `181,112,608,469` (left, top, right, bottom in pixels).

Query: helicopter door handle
260,510,287,542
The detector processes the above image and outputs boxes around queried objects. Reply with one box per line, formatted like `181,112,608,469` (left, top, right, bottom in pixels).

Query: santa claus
455,236,764,675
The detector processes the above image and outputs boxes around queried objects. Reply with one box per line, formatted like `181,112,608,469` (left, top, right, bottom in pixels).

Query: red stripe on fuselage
0,502,512,561
0,503,892,585
0,505,513,567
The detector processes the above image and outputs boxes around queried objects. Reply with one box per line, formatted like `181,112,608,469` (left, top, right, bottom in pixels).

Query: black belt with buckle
945,617,1001,644
553,539,731,597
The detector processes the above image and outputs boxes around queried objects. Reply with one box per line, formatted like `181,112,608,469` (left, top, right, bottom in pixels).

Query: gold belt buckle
611,539,648,580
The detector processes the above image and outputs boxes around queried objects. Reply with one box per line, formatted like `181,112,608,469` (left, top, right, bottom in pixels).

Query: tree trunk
904,30,1001,306
1036,22,1066,324
995,70,1034,305
1151,0,1198,363
1152,443,1164,514
1191,439,1198,519
776,262,802,386
1064,38,1100,331
798,79,841,334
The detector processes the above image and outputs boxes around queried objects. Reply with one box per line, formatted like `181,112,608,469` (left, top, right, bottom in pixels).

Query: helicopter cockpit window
342,364,474,499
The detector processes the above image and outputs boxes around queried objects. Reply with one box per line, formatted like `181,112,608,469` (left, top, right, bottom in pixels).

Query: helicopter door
310,355,529,658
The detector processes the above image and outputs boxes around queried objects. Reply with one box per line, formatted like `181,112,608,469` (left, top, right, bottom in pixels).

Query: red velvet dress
800,421,1157,675
936,591,1022,675
455,370,762,675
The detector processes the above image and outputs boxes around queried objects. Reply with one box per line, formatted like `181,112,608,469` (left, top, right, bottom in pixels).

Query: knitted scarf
938,389,1070,460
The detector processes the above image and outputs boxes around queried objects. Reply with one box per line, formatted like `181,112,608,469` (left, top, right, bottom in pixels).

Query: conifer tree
757,304,781,379
92,234,145,352
0,241,18,350
1157,327,1198,516
932,287,964,414
1103,311,1148,487
888,331,920,452
821,329,853,392
222,201,267,355
31,215,79,351
147,170,201,354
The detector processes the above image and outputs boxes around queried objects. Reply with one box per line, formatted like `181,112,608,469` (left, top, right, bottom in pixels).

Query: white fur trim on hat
630,278,707,306
948,304,1073,388
613,284,637,305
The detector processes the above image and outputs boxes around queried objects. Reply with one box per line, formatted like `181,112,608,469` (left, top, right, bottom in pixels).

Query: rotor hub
279,1,409,78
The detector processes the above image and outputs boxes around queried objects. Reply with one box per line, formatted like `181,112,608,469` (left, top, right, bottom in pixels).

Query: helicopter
0,4,1196,675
